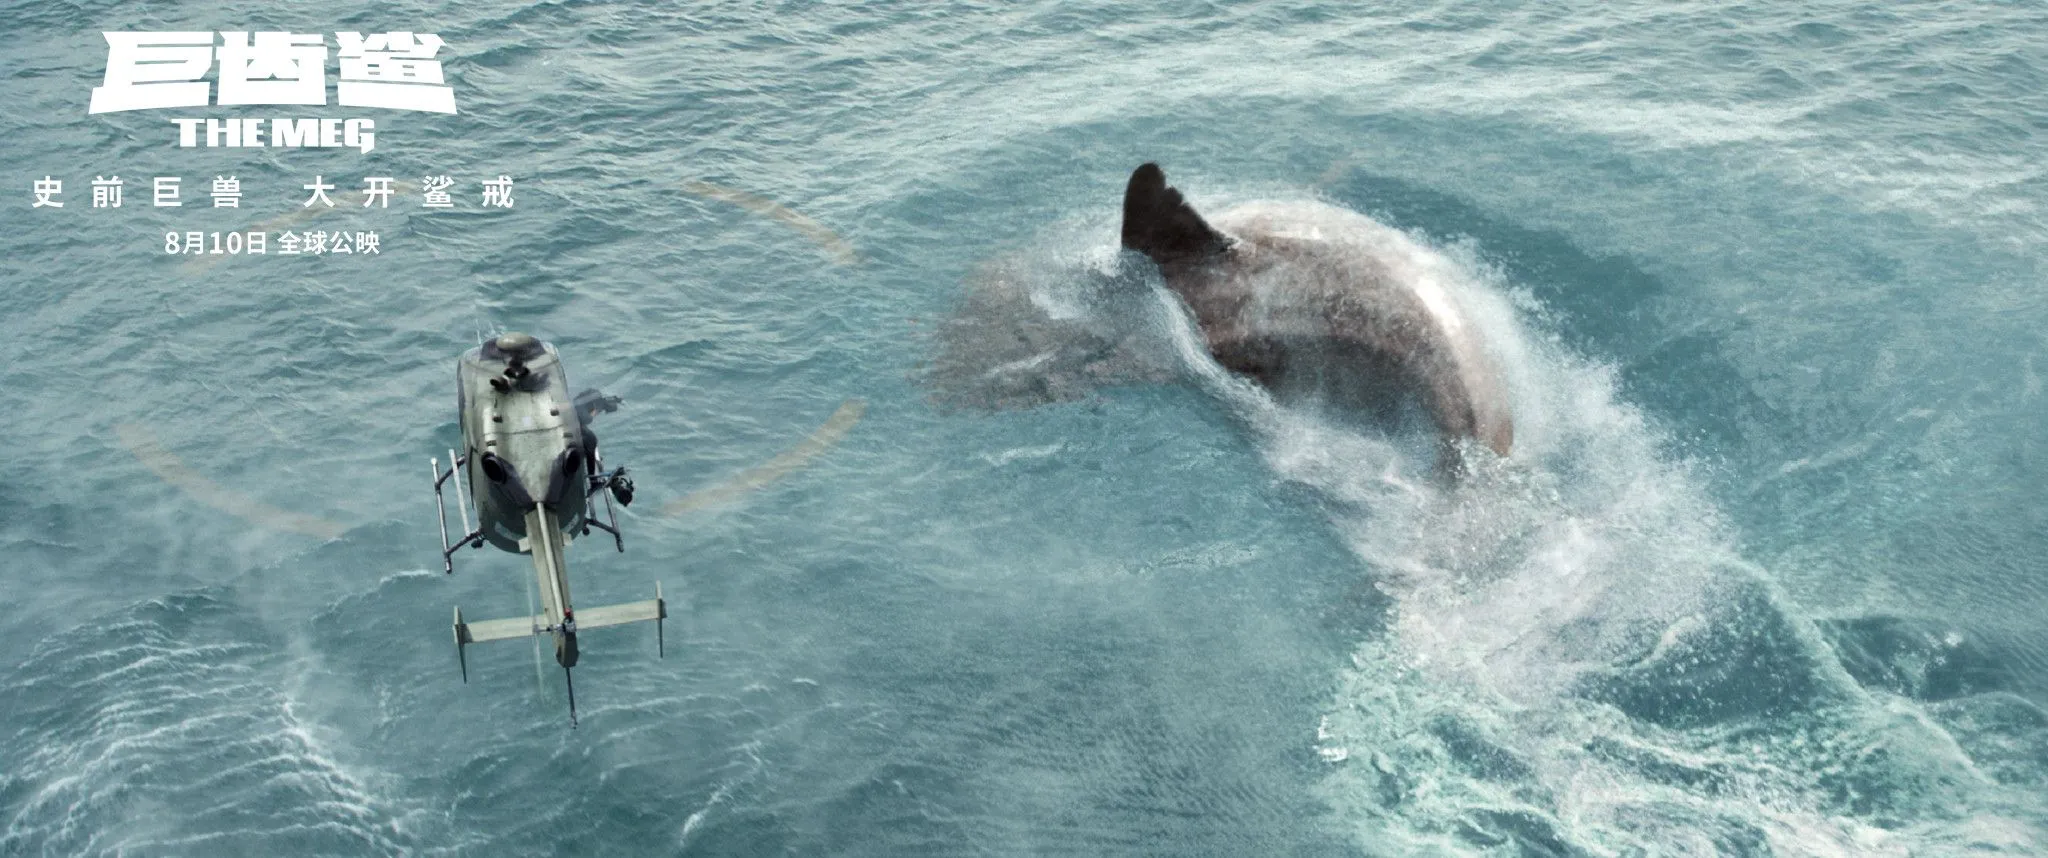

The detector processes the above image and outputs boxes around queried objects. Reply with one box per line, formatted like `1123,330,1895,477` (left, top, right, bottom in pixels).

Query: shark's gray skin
1120,163,1514,463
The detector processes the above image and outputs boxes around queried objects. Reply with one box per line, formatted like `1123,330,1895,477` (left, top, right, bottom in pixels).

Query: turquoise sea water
4,2,2046,855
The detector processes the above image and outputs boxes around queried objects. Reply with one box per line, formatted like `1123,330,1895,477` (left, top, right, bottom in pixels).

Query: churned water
3,2,2045,855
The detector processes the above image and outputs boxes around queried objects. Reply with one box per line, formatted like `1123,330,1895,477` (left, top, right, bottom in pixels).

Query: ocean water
4,1,2046,855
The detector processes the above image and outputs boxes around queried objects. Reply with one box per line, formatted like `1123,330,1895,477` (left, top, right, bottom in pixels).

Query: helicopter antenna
564,667,578,727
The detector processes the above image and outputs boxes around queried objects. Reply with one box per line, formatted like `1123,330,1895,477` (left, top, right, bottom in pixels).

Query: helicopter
427,332,662,725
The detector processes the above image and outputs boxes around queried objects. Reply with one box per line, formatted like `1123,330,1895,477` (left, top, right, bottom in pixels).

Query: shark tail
1120,163,1233,267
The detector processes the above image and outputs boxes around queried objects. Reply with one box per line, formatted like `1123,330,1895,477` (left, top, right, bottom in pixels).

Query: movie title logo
88,31,458,154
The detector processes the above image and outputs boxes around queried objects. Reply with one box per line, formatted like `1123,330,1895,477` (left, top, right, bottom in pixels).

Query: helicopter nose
493,332,544,360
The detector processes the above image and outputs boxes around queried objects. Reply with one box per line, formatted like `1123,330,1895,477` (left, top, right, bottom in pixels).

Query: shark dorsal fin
1120,163,1231,267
